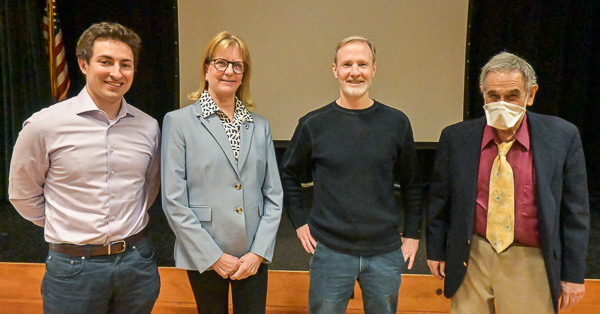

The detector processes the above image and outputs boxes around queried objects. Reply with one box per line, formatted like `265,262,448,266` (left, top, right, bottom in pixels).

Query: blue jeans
308,242,404,314
41,237,160,314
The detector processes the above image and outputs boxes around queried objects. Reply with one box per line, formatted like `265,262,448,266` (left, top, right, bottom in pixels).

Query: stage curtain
0,0,52,201
465,0,600,195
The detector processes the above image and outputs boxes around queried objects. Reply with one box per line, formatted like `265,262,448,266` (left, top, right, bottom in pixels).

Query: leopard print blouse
199,91,253,161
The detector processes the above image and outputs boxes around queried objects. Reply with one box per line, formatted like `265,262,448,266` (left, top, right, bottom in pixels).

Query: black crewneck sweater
282,100,422,256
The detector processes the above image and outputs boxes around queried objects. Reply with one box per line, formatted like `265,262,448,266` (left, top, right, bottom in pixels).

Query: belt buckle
105,240,126,255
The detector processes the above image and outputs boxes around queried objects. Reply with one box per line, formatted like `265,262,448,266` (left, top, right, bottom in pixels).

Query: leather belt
49,229,147,258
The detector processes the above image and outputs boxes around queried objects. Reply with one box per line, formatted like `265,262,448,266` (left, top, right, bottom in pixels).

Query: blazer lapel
460,118,486,230
460,118,486,186
528,112,558,231
237,121,254,171
529,112,557,183
195,107,240,177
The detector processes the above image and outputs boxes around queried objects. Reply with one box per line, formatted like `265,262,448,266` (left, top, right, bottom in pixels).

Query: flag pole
47,0,57,101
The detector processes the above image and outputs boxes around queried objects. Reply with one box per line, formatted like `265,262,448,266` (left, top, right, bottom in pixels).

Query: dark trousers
187,263,268,314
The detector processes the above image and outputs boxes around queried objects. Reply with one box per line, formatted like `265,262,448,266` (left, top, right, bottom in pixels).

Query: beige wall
178,0,468,141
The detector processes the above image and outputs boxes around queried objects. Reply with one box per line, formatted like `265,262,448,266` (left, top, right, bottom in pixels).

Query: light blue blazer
161,101,283,272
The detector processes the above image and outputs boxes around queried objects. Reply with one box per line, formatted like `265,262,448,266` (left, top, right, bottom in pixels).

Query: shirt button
110,148,114,152
235,207,243,214
234,183,242,190
111,171,115,175
112,193,116,198
111,216,116,220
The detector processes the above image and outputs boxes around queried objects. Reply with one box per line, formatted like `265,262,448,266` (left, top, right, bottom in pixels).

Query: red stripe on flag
44,1,70,102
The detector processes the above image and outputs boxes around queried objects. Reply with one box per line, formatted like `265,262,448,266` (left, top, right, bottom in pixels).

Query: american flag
43,0,70,102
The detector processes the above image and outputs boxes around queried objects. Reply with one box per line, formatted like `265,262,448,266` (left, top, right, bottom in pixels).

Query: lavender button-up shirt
9,87,160,245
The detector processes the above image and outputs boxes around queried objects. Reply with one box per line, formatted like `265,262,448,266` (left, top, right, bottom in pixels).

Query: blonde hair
334,35,376,65
188,31,254,110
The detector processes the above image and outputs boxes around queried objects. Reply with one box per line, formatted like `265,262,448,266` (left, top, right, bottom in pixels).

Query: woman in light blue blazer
161,31,283,314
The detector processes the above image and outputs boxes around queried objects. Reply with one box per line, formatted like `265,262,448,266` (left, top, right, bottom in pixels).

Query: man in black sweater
281,36,423,314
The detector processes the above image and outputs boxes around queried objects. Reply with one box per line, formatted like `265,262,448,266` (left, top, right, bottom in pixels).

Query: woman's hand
230,252,263,280
212,253,240,279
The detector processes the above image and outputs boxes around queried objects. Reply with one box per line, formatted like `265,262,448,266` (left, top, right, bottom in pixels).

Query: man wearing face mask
426,52,589,314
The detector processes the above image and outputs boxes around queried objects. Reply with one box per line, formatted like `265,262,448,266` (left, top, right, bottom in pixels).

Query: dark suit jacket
426,112,589,312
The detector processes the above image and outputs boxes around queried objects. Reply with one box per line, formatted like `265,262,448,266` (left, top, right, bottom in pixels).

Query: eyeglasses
210,58,245,74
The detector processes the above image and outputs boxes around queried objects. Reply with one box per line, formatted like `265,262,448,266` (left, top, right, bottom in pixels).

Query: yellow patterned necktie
486,140,516,253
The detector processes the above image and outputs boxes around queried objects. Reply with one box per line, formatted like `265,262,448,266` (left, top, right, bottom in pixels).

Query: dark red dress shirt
473,114,540,247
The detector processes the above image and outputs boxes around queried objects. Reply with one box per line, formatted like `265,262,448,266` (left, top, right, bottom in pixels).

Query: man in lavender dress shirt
9,22,160,313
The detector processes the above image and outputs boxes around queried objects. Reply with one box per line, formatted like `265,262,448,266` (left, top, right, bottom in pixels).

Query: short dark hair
76,22,141,68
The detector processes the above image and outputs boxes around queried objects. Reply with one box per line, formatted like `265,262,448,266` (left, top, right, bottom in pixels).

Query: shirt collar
481,113,530,151
199,90,253,123
74,86,135,119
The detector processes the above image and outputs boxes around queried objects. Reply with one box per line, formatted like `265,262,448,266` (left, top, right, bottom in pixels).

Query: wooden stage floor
1,263,598,313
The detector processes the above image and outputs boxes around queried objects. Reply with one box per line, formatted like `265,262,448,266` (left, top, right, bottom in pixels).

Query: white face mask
483,96,528,130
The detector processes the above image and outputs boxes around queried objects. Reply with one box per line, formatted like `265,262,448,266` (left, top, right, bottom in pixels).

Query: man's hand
296,224,317,254
427,260,446,280
560,281,585,311
212,253,240,279
401,237,419,269
230,252,264,280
